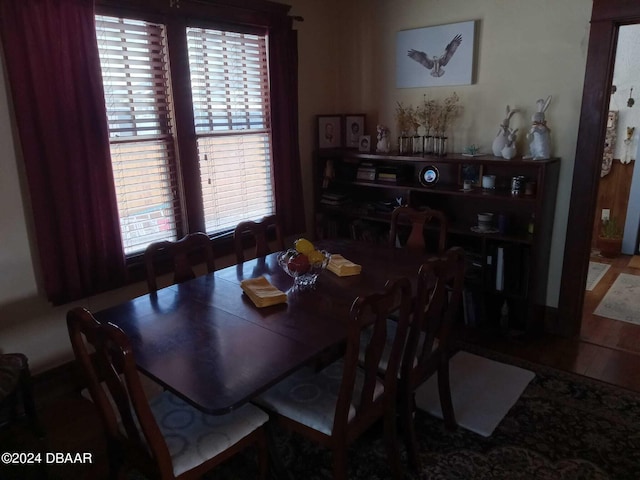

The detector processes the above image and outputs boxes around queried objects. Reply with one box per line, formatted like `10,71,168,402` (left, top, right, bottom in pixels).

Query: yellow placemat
327,254,362,277
240,276,287,308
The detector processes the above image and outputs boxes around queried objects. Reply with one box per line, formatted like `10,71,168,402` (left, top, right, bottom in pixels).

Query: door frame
558,0,640,336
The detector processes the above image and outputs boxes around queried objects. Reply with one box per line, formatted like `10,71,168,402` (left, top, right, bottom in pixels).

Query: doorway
559,0,640,339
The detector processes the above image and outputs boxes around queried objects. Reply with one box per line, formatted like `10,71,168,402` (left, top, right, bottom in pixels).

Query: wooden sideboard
314,149,560,333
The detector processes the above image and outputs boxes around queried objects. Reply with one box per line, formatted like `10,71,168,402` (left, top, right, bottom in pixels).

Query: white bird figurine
408,34,462,77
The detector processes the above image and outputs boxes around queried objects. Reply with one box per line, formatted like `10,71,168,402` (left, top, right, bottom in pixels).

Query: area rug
205,349,640,480
586,261,611,290
594,272,640,325
629,255,640,269
414,350,535,437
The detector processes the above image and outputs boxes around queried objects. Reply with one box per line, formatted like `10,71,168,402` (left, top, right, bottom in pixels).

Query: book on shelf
356,163,376,181
377,172,397,183
464,250,483,283
462,289,475,326
376,166,398,183
320,191,349,206
495,246,505,291
488,243,528,295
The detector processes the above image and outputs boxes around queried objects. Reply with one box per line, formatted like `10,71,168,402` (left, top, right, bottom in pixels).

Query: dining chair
67,307,269,480
0,352,42,437
233,214,284,263
399,246,465,469
144,232,215,293
388,205,448,254
255,277,412,480
355,247,464,470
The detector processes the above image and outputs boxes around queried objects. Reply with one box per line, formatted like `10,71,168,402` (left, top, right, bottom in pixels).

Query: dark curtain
0,0,125,304
269,20,306,236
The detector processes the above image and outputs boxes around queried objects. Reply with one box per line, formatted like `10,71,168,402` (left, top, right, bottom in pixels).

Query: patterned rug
207,348,640,480
586,261,611,291
594,272,640,325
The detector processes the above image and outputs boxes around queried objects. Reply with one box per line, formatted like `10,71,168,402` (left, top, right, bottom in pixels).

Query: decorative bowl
277,248,331,289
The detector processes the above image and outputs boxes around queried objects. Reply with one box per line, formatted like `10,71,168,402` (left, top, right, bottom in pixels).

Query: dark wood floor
3,276,640,479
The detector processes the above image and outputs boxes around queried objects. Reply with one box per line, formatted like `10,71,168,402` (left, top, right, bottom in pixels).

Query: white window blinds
96,15,179,254
186,27,274,234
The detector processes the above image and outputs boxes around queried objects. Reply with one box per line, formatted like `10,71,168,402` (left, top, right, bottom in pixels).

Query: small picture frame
358,135,371,152
317,115,342,149
344,114,366,148
458,163,483,186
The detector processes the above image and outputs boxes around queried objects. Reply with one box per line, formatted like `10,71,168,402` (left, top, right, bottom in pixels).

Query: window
95,15,274,255
186,28,274,234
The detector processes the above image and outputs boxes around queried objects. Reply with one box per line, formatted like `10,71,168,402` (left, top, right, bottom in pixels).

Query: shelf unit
314,150,560,332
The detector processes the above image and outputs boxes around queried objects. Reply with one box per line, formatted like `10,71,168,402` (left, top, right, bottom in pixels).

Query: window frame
95,1,283,264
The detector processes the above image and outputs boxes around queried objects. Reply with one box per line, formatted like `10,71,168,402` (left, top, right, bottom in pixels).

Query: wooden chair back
398,246,465,469
334,277,412,442
144,232,215,293
233,215,284,263
402,246,465,385
66,307,171,478
389,205,448,254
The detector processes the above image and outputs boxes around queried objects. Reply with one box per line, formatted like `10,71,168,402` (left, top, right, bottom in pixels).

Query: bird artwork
407,34,462,77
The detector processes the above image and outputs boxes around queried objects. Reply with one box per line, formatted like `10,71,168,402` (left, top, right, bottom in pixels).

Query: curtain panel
0,0,126,304
269,19,305,237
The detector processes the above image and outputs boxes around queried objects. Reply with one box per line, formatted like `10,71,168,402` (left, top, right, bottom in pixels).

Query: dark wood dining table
94,239,429,416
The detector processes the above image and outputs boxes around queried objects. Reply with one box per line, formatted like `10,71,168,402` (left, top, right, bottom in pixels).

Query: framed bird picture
396,20,476,88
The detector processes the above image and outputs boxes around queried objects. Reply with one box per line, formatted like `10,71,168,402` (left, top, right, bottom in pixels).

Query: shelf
318,204,533,245
343,179,538,203
341,151,560,166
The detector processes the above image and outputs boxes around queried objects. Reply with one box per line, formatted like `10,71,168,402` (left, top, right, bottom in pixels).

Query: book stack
462,288,480,326
464,250,484,284
320,192,349,207
356,163,376,181
376,167,398,183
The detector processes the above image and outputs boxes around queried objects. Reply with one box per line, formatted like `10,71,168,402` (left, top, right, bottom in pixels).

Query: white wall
0,56,38,302
0,0,593,373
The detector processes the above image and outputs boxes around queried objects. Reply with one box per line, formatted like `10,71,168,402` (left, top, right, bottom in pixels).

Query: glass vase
434,136,448,157
412,135,423,154
398,135,412,154
423,135,434,155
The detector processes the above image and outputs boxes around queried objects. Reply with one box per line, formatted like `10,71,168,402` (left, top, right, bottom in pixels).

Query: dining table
94,238,431,416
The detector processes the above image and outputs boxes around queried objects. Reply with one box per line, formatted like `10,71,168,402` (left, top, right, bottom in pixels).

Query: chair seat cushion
149,391,268,477
255,360,384,436
0,354,27,401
